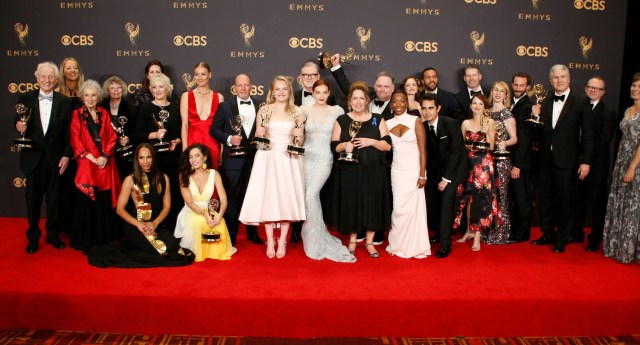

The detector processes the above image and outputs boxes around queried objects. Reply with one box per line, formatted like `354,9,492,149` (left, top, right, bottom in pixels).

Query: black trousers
426,178,458,248
220,166,257,244
509,168,532,241
538,165,576,244
25,159,62,243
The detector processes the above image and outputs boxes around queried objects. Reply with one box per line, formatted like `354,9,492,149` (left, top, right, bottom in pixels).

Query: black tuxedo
508,94,534,241
537,90,594,245
15,90,72,243
294,67,351,107
369,96,393,121
425,115,468,247
455,87,489,119
572,100,617,244
211,96,261,244
423,88,465,124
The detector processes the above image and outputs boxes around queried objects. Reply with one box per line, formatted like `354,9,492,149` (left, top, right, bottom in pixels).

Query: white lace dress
300,105,356,263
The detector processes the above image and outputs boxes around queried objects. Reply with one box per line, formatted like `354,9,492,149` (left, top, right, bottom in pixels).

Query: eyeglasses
301,73,319,79
586,86,604,91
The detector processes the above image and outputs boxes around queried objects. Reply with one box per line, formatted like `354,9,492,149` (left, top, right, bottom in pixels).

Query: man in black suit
421,67,464,123
422,94,468,258
507,72,534,243
369,71,395,121
211,74,263,246
571,76,617,252
455,64,489,119
15,61,72,253
530,64,594,253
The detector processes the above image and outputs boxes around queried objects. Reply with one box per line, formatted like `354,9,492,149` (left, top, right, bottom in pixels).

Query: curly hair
178,143,212,188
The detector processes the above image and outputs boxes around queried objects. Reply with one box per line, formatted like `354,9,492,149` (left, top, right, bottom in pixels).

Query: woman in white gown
385,90,431,258
301,80,356,263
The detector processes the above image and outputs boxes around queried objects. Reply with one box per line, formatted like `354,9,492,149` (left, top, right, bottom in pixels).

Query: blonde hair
488,80,512,109
149,73,174,95
57,57,85,94
266,75,296,114
102,76,128,98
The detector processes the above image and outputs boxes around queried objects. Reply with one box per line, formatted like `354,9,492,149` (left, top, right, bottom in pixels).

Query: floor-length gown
239,119,306,224
300,105,356,262
603,109,640,264
87,177,195,268
484,108,512,244
174,170,233,262
454,131,499,233
187,90,221,168
385,114,431,258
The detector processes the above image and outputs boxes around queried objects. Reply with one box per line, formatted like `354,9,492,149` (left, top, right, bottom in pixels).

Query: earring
191,165,196,171
202,162,207,169
347,105,352,112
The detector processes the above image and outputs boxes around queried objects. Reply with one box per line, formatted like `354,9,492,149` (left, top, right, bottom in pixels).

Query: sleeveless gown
174,169,233,262
385,113,431,258
239,119,306,224
300,105,355,263
187,90,221,168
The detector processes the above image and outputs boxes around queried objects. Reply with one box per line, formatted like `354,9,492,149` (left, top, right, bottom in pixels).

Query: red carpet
1,217,639,337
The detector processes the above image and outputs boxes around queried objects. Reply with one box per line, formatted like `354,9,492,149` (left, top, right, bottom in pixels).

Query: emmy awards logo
240,23,255,47
470,31,485,54
125,22,140,46
531,0,542,10
579,36,593,59
356,26,371,51
15,23,28,46
182,73,196,90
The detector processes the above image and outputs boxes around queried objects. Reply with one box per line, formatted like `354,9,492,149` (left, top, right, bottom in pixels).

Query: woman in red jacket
70,79,121,251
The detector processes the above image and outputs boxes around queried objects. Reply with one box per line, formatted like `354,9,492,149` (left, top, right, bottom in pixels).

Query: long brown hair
178,144,212,188
132,143,163,193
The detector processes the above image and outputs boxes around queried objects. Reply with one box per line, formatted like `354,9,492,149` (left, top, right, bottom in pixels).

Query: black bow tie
553,94,565,102
469,90,482,97
239,100,251,105
373,100,385,107
303,90,313,97
39,94,53,101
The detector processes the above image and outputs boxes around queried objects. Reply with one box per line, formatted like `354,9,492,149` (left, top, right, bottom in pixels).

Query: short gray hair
79,79,107,102
34,61,59,79
102,76,128,97
549,64,570,79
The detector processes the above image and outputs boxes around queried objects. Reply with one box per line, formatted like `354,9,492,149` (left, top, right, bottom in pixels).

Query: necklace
110,101,120,112
195,88,211,95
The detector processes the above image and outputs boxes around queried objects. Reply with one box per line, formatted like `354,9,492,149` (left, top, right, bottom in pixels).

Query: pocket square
439,136,448,139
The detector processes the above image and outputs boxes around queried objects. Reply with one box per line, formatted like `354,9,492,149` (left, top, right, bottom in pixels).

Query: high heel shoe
348,241,357,255
266,239,276,258
276,240,287,258
365,243,380,258
456,232,474,243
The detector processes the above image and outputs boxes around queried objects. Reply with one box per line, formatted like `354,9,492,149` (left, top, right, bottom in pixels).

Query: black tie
39,94,53,101
553,94,565,102
240,100,251,105
373,100,385,107
429,124,436,138
303,90,312,97
470,90,482,98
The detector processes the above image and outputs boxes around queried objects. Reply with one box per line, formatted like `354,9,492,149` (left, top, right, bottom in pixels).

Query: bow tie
239,100,251,105
469,90,482,97
303,90,313,97
39,94,53,101
553,94,565,102
373,100,385,107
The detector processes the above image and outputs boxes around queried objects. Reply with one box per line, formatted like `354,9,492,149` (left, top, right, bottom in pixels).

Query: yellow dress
174,169,233,262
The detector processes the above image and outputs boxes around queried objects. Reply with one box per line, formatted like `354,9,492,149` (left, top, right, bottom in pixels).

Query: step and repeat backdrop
1,0,628,217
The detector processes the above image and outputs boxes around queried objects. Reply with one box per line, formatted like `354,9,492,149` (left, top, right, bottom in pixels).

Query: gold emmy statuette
251,103,271,150
12,103,34,152
202,199,221,243
152,109,170,152
468,110,491,152
286,110,306,156
493,120,511,161
228,115,248,156
136,201,167,255
338,120,362,163
317,48,355,69
526,84,547,126
114,116,133,158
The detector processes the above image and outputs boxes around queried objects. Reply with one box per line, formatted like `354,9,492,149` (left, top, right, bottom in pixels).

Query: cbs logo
13,177,27,188
230,85,265,96
516,45,549,57
289,37,324,49
404,41,438,53
464,0,497,3
574,0,605,10
173,35,208,46
8,83,39,93
61,35,94,46
127,83,142,94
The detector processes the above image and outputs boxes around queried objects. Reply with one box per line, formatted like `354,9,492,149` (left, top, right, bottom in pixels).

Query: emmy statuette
317,48,355,69
114,116,133,158
338,120,362,163
251,103,271,150
526,84,547,126
202,199,222,243
152,109,170,152
228,115,248,156
11,103,34,152
286,110,306,156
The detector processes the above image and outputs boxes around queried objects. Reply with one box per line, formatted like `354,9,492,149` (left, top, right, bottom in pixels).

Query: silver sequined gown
483,108,513,244
300,105,356,262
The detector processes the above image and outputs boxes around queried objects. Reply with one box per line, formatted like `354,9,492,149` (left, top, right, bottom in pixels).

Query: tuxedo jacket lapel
29,93,45,139
555,92,574,127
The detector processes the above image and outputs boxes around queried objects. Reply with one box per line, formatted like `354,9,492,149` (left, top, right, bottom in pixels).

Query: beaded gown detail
300,105,355,262
603,109,640,264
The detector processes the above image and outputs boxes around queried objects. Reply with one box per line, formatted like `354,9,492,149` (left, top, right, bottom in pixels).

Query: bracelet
418,176,427,180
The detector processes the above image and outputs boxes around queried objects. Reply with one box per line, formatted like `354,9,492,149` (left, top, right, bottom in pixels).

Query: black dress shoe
290,231,302,244
586,241,599,252
46,238,66,249
552,243,565,253
25,242,38,254
435,246,451,258
429,238,440,244
247,233,265,245
531,236,554,245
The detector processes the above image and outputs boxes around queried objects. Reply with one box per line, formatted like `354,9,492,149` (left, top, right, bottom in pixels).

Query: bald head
235,74,252,100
